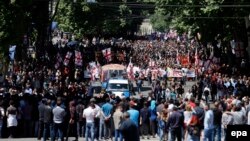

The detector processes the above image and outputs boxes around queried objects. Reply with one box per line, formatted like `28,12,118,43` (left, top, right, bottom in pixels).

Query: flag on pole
195,47,198,67
74,50,82,66
9,45,16,61
55,53,63,69
102,48,112,62
176,50,180,65
64,51,72,66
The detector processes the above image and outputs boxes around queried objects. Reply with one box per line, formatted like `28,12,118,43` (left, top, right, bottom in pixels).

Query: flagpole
195,32,201,82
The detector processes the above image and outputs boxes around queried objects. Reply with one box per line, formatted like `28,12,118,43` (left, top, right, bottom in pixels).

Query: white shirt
184,111,192,124
204,110,214,129
184,92,193,100
83,106,96,123
248,112,250,125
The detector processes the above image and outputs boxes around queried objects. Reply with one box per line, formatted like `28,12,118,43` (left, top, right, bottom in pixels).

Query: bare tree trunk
245,16,250,61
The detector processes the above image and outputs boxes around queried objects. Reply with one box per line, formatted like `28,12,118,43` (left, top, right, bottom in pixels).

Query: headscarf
150,100,156,110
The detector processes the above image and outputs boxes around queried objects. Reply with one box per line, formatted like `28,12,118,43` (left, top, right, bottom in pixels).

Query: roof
102,64,126,71
108,79,129,84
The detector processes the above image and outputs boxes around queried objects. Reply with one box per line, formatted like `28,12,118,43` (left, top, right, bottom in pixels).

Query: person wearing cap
127,100,139,127
119,112,139,141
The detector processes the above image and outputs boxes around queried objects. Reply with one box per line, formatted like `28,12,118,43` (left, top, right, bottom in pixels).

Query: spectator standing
101,98,113,140
184,105,193,139
66,100,78,141
83,101,96,141
127,101,139,127
221,105,233,141
140,102,150,139
52,97,66,141
76,99,85,138
38,98,46,140
149,100,157,138
6,100,18,138
119,112,139,141
113,104,123,141
0,100,4,138
203,104,214,141
43,99,52,141
166,106,183,141
186,113,201,141
213,102,222,141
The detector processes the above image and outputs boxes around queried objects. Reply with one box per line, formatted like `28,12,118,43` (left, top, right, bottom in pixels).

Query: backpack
194,107,205,129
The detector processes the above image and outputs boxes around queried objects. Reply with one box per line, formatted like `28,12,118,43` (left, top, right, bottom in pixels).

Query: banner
186,70,196,78
235,42,244,58
167,68,183,77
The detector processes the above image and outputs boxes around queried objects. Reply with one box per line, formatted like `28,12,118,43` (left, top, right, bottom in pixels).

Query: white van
104,79,132,98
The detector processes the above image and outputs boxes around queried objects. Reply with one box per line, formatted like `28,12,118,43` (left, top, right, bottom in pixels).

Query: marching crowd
0,31,249,141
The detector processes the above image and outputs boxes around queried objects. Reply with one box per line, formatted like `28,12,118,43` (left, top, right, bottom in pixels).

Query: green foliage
55,0,137,37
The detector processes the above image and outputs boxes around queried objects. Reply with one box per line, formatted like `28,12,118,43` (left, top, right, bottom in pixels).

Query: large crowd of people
0,31,250,141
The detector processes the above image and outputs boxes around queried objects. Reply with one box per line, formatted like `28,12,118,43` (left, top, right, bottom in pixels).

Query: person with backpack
186,112,201,141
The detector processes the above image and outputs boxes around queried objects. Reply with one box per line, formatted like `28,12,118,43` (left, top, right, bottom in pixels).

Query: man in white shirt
52,97,66,141
203,104,214,141
83,101,97,141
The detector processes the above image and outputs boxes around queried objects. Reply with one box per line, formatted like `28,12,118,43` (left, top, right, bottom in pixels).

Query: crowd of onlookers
0,30,249,141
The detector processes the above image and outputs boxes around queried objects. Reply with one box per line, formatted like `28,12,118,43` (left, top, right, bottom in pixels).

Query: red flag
176,50,180,65
75,50,82,66
64,52,72,66
102,48,112,62
195,48,198,67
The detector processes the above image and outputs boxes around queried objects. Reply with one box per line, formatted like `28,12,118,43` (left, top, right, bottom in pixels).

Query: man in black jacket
119,112,139,141
166,106,184,141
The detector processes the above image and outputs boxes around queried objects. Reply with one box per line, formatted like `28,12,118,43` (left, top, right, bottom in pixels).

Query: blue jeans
99,119,104,139
188,134,200,141
214,125,221,141
115,129,123,141
85,122,95,141
52,123,64,141
159,128,165,141
203,128,214,141
0,120,2,138
43,122,52,141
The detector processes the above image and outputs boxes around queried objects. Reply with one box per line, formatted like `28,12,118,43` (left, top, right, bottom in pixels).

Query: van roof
108,79,128,84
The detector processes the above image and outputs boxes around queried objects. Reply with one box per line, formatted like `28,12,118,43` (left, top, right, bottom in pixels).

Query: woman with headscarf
149,100,157,138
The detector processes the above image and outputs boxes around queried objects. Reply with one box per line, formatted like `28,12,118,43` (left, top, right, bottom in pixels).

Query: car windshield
108,83,128,91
